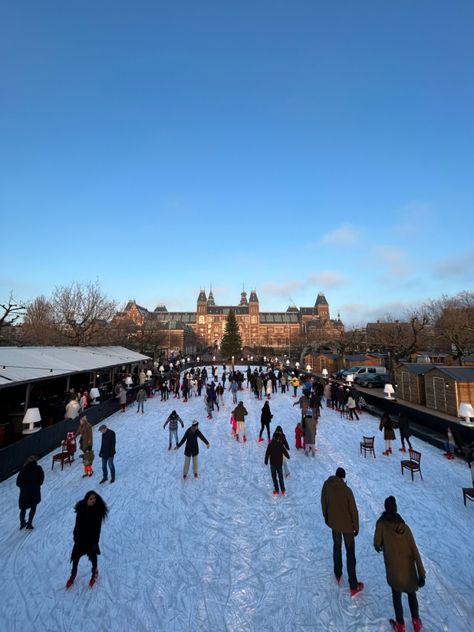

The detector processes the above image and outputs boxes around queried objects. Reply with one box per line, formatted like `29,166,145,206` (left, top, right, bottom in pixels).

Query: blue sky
1,1,473,325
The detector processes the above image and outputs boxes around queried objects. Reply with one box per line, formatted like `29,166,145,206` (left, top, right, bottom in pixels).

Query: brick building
116,289,343,353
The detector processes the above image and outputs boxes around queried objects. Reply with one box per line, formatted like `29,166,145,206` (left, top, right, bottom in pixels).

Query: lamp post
322,368,329,379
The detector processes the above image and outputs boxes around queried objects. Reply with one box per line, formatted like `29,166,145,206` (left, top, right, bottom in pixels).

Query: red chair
360,436,376,458
401,449,423,481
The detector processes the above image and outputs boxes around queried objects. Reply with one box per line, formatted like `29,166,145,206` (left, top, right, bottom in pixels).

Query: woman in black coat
177,419,210,479
66,490,108,588
258,401,273,442
16,455,45,530
398,413,413,452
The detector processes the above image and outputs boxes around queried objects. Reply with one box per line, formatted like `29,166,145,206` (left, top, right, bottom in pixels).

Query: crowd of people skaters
15,360,474,631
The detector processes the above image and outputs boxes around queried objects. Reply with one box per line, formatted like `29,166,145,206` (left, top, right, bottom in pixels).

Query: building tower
315,293,330,320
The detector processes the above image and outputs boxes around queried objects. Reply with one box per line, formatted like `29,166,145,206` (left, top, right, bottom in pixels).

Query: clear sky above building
1,1,473,325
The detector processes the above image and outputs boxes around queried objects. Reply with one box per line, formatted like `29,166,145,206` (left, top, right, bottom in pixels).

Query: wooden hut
394,363,434,406
303,352,338,374
424,366,474,416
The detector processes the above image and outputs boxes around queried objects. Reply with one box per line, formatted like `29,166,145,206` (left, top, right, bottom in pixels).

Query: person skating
177,420,210,479
380,413,396,456
232,401,248,442
321,467,363,597
98,424,116,483
273,425,290,477
136,387,147,413
398,413,413,453
163,410,184,449
74,416,94,477
264,429,290,495
374,496,425,632
16,455,45,530
66,490,108,589
258,401,273,442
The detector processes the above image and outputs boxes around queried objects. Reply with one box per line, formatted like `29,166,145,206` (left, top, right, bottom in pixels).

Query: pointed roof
239,290,248,306
249,290,259,303
197,289,207,302
286,305,299,313
315,292,328,306
207,290,215,306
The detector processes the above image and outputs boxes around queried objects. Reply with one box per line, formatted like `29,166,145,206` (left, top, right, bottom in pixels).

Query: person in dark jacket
273,425,290,477
398,413,413,453
177,420,210,479
258,401,273,442
16,455,45,530
98,425,116,484
380,413,396,455
66,490,108,589
264,431,290,495
321,467,363,597
374,496,425,632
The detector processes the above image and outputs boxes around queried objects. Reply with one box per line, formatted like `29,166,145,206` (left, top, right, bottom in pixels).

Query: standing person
291,374,300,397
163,410,184,450
216,382,224,407
347,395,359,420
66,491,109,589
398,413,413,453
273,425,290,477
232,401,248,443
264,429,290,495
380,413,396,456
177,420,210,480
136,387,147,413
303,409,317,457
98,425,116,484
258,401,273,442
265,377,272,400
16,455,45,530
118,385,127,412
229,380,239,405
374,496,425,632
321,467,364,597
74,416,93,477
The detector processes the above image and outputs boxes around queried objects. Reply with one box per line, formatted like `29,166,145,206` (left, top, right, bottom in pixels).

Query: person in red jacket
295,422,304,450
264,432,290,496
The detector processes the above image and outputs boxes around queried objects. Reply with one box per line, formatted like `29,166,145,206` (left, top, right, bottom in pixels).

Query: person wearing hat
374,496,425,632
176,420,210,480
98,424,116,484
321,467,364,597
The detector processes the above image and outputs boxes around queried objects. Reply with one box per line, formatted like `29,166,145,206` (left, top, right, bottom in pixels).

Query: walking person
16,455,45,530
273,425,290,477
74,416,94,477
347,394,359,420
66,490,109,589
258,400,273,442
98,425,116,484
229,380,239,405
303,408,317,457
177,420,210,480
264,429,290,496
232,401,248,443
374,496,425,632
380,413,396,456
118,385,127,412
398,413,413,453
136,387,147,413
163,410,184,450
321,467,364,597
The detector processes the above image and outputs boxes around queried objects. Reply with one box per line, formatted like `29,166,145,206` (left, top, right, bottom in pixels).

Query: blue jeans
102,456,115,481
169,428,178,447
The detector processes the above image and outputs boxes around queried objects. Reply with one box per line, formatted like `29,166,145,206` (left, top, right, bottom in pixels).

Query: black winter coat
71,501,105,559
177,426,209,457
16,462,45,509
99,429,116,459
260,403,273,425
264,440,289,468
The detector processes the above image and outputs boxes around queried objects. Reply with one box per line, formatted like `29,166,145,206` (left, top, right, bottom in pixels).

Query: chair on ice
462,488,474,507
360,436,376,459
401,449,423,481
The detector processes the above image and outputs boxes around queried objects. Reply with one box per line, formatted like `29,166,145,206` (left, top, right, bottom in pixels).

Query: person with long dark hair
258,401,273,442
66,490,108,589
16,455,44,530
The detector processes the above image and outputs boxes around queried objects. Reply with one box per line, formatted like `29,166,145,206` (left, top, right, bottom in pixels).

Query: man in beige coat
374,496,425,632
321,467,364,596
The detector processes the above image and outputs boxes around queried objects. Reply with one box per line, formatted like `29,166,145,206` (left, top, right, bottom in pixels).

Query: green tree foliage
220,309,243,358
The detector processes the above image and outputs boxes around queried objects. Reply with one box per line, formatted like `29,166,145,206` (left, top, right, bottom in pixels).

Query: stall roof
0,346,151,387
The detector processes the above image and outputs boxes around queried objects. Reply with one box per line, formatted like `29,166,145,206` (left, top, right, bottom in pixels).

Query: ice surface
1,367,473,631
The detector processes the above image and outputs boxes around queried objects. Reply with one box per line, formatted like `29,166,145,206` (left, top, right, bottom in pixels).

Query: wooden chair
52,442,73,471
401,449,423,481
360,436,376,458
462,488,474,506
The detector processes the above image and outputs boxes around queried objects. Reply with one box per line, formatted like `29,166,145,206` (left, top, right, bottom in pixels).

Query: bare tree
21,295,64,345
50,281,118,345
427,291,474,365
328,326,366,367
0,292,25,344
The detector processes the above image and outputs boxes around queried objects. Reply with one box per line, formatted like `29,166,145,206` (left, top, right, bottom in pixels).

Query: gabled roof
197,290,207,302
315,293,328,306
125,300,149,317
425,366,474,382
259,312,299,324
154,305,168,313
396,362,434,375
249,290,259,302
0,346,151,388
346,354,368,362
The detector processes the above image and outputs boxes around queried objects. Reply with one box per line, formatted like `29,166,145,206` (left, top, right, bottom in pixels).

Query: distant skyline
1,1,473,325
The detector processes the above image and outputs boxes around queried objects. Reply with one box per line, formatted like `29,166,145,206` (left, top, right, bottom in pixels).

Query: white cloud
261,280,304,297
319,224,360,245
372,246,411,278
308,271,346,288
434,251,474,280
